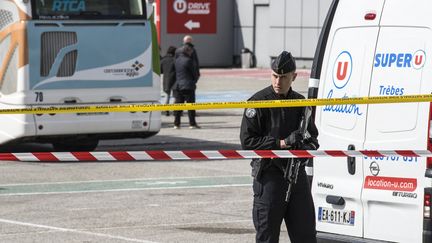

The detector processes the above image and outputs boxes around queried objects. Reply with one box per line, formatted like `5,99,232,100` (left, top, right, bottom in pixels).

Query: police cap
271,51,296,75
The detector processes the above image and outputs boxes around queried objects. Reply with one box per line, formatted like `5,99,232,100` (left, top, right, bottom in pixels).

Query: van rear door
312,0,384,238
362,11,432,243
313,26,377,238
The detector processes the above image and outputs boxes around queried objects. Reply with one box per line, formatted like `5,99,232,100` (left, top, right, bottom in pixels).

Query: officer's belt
269,158,288,172
268,158,305,173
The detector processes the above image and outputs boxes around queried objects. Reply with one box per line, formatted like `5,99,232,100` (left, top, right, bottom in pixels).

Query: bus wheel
52,140,99,152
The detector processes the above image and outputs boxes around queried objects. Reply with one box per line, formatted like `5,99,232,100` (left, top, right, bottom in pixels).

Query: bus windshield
31,0,146,20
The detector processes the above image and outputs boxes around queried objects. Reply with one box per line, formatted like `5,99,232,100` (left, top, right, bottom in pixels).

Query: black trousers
253,165,316,243
173,89,197,126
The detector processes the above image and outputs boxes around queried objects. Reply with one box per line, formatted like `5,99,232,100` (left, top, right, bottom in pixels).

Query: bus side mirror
147,0,155,19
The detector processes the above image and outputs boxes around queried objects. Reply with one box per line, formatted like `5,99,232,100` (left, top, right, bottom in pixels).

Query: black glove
298,142,318,150
284,130,303,149
294,142,317,164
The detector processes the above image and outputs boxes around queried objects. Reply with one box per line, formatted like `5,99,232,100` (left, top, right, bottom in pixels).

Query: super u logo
412,50,426,70
332,51,352,89
374,50,426,70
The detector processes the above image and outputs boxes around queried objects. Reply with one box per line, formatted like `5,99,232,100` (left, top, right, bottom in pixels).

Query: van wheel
52,140,99,152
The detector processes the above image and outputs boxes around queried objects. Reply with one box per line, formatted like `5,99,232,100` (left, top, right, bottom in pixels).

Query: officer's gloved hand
295,142,317,164
301,137,319,150
298,142,318,150
284,130,303,149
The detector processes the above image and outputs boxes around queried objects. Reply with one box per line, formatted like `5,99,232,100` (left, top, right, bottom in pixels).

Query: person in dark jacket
176,35,200,79
160,46,177,116
182,35,200,78
172,45,200,129
240,51,319,243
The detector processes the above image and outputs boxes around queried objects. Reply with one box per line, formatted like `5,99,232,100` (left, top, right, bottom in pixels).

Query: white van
309,0,432,242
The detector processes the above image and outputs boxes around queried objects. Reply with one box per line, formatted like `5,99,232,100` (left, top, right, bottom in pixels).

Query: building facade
157,0,332,68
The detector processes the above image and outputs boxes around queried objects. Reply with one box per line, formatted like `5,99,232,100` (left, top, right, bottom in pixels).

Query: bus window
31,0,146,19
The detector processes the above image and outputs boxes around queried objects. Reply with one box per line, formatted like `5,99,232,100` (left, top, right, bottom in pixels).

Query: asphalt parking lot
0,68,309,243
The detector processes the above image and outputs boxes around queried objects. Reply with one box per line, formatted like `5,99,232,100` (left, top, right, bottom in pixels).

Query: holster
250,158,270,180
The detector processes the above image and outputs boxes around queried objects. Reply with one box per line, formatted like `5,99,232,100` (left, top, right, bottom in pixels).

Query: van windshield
32,0,146,20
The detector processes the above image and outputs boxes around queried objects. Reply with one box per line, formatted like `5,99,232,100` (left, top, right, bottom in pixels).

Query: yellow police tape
1,94,432,115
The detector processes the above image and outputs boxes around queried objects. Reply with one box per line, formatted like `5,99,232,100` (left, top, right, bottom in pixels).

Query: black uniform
240,86,319,243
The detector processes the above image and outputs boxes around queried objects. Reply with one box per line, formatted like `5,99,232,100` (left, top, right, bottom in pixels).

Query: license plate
318,207,355,226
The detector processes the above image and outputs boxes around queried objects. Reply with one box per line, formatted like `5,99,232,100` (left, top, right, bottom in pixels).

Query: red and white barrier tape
1,150,431,162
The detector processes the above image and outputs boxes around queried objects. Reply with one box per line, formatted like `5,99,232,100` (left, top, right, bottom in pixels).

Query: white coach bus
0,0,161,151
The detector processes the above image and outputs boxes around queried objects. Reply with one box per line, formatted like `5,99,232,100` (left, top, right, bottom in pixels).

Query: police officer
240,51,319,243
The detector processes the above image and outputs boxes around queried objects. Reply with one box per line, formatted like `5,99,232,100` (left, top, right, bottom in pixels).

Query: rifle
284,106,312,202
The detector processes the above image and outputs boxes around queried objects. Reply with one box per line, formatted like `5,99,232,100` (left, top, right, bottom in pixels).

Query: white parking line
0,184,251,196
0,218,157,243
0,174,249,187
